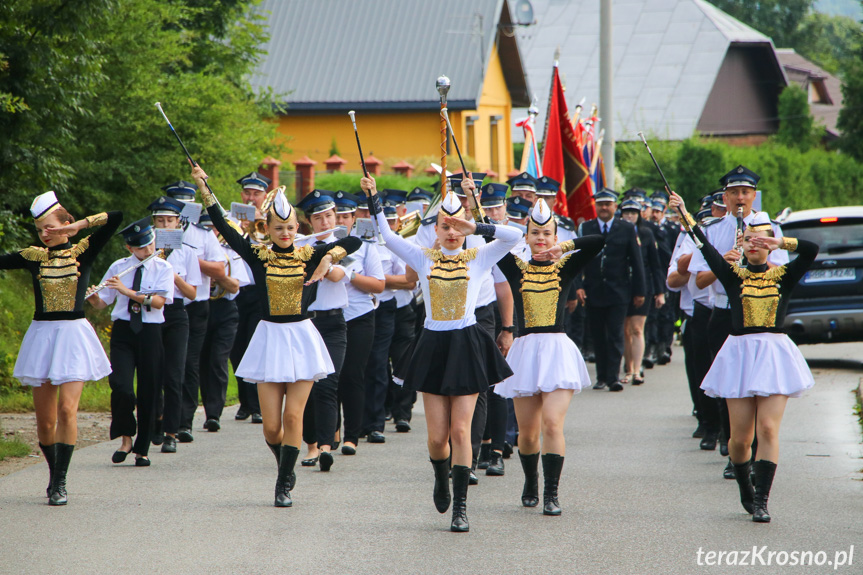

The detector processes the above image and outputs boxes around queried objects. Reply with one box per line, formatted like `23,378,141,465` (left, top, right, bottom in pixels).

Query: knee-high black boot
430,457,451,513
266,440,281,467
731,459,755,514
450,465,470,532
39,443,56,498
48,443,74,506
752,460,776,523
518,451,539,507
542,453,564,516
274,445,299,508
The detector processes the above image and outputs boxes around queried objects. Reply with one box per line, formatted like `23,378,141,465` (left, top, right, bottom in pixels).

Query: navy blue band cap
119,217,156,247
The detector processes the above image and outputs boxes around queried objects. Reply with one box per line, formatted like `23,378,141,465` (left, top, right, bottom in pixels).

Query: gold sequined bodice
516,259,563,328
254,244,314,317
424,248,477,322
21,241,89,314
732,264,786,329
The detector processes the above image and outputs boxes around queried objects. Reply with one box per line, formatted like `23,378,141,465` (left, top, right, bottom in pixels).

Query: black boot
274,445,299,507
723,458,735,480
430,457,452,513
477,444,491,470
39,443,56,498
542,453,564,516
731,460,755,514
48,443,74,506
519,451,540,507
266,441,281,467
450,465,470,532
752,460,776,523
699,430,718,451
486,450,504,476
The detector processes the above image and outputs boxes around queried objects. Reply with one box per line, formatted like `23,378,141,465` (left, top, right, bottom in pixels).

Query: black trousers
387,302,417,422
180,300,209,430
659,291,679,351
362,299,397,434
693,302,720,432
157,303,188,435
645,298,660,348
708,307,734,439
303,311,347,447
109,321,162,457
338,310,375,445
483,304,508,452
470,303,496,465
587,303,628,384
681,311,699,415
200,298,239,421
230,288,262,414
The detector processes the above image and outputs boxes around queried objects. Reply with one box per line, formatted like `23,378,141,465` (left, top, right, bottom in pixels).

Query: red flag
541,66,595,222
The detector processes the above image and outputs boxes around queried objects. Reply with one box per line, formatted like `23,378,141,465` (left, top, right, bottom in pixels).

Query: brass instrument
736,206,745,265
210,239,232,300
252,186,282,244
398,210,421,238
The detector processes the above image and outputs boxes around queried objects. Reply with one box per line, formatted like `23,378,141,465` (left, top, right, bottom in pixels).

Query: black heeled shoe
518,452,540,507
450,465,470,532
48,443,74,506
477,444,491,470
542,453,564,516
486,451,505,476
430,457,451,513
723,459,735,480
700,431,718,451
319,451,334,472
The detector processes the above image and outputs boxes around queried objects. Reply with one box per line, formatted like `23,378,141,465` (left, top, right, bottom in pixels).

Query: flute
87,251,161,296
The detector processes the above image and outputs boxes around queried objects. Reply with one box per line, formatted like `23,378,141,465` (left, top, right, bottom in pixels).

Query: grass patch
0,420,31,461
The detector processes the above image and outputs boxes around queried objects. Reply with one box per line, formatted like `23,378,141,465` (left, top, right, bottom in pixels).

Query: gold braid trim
731,263,788,282
423,247,478,262
293,244,315,262
20,246,48,262
85,212,108,228
70,238,90,258
780,237,798,252
251,243,314,263
327,246,347,264
554,253,573,270
514,256,529,271
558,239,575,253
252,244,275,262
201,188,217,208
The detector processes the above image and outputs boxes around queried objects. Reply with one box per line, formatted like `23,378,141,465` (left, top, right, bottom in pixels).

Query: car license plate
803,268,856,283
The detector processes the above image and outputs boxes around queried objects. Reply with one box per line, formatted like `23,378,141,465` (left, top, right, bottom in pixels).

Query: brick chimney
392,160,414,178
364,154,383,176
324,154,348,173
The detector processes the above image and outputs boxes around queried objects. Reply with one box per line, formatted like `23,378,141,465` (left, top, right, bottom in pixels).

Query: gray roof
252,0,530,111
776,48,843,138
513,0,781,141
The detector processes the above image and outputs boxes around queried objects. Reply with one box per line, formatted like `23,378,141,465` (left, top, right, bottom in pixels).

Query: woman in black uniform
669,192,818,523
619,199,664,385
0,192,121,505
192,166,360,507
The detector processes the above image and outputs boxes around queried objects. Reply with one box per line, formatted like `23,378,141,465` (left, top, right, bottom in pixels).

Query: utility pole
600,0,614,185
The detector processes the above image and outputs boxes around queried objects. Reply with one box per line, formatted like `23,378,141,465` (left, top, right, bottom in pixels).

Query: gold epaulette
20,246,48,262
731,263,787,282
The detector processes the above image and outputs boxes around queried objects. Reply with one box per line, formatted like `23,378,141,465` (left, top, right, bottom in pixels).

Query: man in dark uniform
575,189,646,392
650,192,680,367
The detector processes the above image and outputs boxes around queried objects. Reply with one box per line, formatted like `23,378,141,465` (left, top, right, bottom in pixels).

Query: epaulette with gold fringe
423,247,478,262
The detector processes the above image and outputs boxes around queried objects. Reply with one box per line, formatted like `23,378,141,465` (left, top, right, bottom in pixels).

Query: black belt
169,299,186,309
308,309,343,318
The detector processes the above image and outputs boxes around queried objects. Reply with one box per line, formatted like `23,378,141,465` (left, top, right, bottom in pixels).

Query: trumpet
398,210,421,238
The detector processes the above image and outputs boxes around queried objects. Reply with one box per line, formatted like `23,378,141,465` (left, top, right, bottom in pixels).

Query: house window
490,115,503,175
465,115,478,159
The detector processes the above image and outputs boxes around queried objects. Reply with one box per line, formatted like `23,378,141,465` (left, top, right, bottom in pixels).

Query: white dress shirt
98,255,175,323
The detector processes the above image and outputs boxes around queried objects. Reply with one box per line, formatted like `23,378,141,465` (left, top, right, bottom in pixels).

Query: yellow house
252,0,530,181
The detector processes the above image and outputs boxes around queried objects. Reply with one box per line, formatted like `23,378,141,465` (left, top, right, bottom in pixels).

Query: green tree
795,12,862,75
838,44,863,160
777,84,817,151
710,0,813,48
674,139,726,202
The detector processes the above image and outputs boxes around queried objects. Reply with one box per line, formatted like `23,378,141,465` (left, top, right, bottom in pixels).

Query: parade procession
2,1,862,573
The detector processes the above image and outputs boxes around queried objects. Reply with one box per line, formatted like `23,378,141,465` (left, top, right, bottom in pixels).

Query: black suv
780,207,863,344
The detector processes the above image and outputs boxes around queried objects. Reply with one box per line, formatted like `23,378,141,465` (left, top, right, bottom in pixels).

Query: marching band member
192,165,360,507
198,213,249,432
88,217,175,468
231,171,272,425
0,193,120,504
361,173,520,533
295,190,350,471
148,196,201,453
160,181,227,444
495,199,604,515
669,192,817,523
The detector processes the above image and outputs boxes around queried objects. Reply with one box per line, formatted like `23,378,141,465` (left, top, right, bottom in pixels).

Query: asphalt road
1,342,861,575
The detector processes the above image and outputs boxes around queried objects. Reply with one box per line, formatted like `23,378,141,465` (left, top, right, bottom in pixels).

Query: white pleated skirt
237,319,334,384
494,332,592,399
701,332,815,399
14,319,111,387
